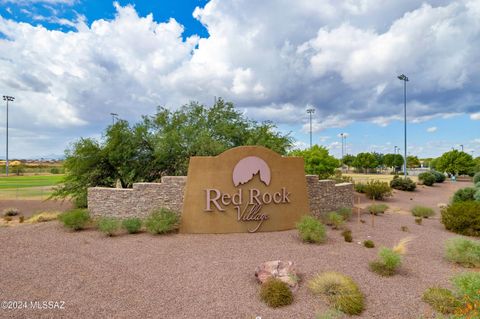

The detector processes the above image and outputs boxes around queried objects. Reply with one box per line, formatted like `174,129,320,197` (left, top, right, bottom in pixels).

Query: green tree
289,145,339,179
430,157,439,170
436,150,475,176
373,152,384,168
342,154,356,167
407,156,421,168
353,152,378,173
52,138,115,207
53,99,293,207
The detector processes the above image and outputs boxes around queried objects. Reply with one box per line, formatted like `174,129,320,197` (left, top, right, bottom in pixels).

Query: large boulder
255,260,298,291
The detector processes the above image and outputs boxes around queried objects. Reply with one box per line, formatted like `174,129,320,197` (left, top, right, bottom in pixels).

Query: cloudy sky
0,0,479,159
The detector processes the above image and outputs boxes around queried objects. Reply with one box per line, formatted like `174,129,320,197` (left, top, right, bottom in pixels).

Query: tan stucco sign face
180,146,310,233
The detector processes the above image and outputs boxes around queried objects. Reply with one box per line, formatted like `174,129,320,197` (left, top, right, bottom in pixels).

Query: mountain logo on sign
232,156,271,187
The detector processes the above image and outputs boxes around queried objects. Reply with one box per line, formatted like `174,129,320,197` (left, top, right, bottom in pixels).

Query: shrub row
58,208,179,236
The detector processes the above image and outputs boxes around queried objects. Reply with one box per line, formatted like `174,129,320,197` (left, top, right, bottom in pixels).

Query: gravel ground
0,199,73,218
0,181,476,319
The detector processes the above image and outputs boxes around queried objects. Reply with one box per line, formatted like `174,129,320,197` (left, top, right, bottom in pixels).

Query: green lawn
0,175,64,199
0,175,64,189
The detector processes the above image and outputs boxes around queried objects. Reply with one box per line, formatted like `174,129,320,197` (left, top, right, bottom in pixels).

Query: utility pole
3,95,14,176
307,108,315,148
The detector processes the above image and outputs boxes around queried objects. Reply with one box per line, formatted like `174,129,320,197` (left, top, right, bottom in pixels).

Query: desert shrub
369,248,402,276
401,226,409,232
451,272,480,302
474,172,480,184
422,287,461,314
327,212,344,229
58,209,90,231
415,217,423,225
259,278,293,308
452,187,477,203
411,206,435,218
432,171,446,183
367,203,388,215
308,271,364,315
445,237,480,268
28,211,59,223
419,172,436,186
337,207,352,221
315,309,342,319
97,217,120,236
330,170,353,184
145,208,179,234
3,216,12,222
341,229,353,242
19,215,24,223
363,240,375,248
296,215,326,244
364,180,392,200
474,189,480,202
3,208,19,216
441,201,480,236
122,218,142,234
390,176,416,191
354,182,366,193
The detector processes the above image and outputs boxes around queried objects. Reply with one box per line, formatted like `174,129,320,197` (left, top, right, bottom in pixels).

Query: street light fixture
2,95,14,177
460,144,464,152
306,108,315,148
110,112,118,125
397,74,409,178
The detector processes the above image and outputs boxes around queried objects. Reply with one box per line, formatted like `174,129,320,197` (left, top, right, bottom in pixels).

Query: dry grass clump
3,207,19,216
445,237,480,268
392,236,414,255
27,211,60,223
296,215,326,244
308,271,364,315
422,287,462,314
259,278,293,308
369,237,414,276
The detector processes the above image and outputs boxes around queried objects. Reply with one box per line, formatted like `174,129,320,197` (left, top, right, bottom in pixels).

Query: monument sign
181,146,310,233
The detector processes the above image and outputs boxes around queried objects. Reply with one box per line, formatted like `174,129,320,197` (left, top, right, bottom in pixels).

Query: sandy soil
0,181,477,319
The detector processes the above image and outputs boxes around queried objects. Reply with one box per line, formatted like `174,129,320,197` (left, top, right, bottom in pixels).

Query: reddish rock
254,260,298,291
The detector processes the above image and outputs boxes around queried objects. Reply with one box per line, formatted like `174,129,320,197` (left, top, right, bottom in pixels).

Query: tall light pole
110,112,118,125
460,144,464,152
340,133,344,159
343,134,347,155
307,108,315,148
394,145,398,154
3,95,14,176
397,74,409,178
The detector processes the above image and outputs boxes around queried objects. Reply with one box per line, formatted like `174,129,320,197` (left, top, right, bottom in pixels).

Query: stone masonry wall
87,176,187,218
88,175,353,219
306,175,354,219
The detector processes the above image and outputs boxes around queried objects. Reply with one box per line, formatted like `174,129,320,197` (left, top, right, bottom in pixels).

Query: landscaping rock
255,260,298,291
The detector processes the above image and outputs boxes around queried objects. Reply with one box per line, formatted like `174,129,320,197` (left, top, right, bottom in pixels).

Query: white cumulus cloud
0,0,479,157
427,126,438,132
